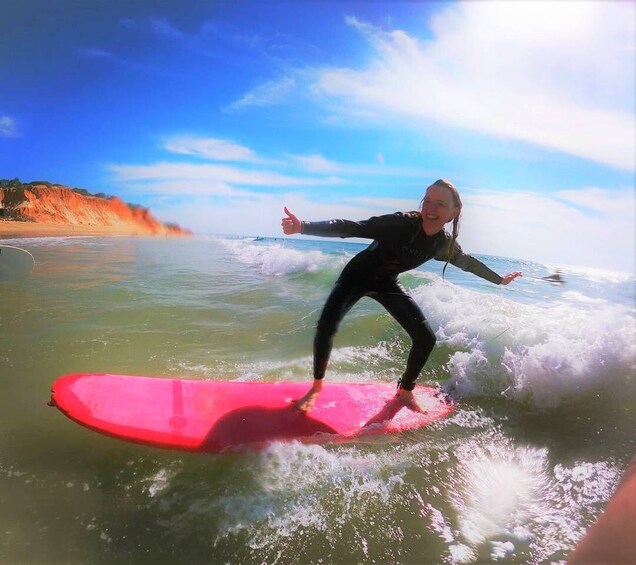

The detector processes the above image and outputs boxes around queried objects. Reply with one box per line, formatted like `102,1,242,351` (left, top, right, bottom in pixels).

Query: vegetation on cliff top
1,178,190,234
0,178,144,210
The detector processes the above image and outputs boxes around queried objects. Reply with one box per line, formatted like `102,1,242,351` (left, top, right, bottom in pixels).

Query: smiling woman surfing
282,179,522,412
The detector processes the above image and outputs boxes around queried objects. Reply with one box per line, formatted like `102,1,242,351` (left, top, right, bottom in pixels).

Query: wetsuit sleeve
301,213,416,241
435,241,503,285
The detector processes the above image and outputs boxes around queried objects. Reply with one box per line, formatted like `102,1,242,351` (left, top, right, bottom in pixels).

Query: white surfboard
0,245,34,281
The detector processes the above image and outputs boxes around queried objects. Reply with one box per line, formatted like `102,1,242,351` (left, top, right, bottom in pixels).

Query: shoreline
0,220,191,238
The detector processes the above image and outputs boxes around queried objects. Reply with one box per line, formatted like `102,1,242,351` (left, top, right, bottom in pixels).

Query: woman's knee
315,316,339,340
411,320,436,350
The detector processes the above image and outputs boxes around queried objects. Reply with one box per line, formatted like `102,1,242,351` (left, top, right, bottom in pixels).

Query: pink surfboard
49,374,454,453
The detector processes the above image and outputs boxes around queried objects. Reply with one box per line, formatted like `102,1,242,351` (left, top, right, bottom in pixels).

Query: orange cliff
0,182,192,237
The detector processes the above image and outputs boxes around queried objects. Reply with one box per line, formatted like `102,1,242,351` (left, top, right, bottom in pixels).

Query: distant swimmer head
542,270,565,284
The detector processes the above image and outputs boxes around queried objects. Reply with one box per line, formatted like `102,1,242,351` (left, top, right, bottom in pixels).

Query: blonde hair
422,179,462,278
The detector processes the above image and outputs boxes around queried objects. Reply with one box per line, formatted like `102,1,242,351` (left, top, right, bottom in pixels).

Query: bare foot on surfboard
294,380,323,413
395,388,426,413
363,389,427,427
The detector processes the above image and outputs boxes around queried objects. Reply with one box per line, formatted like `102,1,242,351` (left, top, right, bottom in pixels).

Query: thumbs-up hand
281,206,302,235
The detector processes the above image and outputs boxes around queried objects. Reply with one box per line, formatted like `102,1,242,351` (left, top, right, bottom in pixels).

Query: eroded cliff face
0,184,191,236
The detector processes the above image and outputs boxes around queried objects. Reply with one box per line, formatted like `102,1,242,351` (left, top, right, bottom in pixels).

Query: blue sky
1,0,634,273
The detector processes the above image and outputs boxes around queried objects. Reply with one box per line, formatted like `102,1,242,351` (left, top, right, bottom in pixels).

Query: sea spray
220,237,635,407
152,442,416,561
420,433,622,563
4,234,634,565
218,237,349,277
411,275,635,407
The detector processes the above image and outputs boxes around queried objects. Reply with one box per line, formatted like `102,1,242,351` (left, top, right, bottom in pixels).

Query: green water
1,236,634,564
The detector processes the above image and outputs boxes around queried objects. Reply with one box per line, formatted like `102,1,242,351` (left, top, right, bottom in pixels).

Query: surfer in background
541,270,565,284
282,179,522,412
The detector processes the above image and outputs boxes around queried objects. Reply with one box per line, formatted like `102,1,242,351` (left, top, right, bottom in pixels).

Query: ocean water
0,234,634,564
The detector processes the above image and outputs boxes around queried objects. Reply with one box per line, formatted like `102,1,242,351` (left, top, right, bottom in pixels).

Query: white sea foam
137,423,622,564
218,237,345,277
231,342,395,384
561,290,607,305
412,278,636,408
424,436,623,562
220,237,635,408
552,264,635,285
490,540,515,560
169,442,412,555
0,235,100,246
144,467,179,498
451,443,549,546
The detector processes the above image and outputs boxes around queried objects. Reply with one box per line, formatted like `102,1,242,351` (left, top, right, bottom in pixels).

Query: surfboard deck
0,245,34,281
49,374,454,453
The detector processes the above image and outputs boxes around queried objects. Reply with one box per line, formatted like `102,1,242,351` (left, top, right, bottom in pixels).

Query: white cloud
109,161,341,190
310,2,635,171
0,115,18,137
150,183,634,274
118,180,248,197
77,48,115,60
125,150,634,273
76,46,176,78
119,17,137,30
110,138,634,273
227,76,297,110
458,187,635,273
149,18,185,41
554,187,635,220
164,136,258,162
152,191,390,240
291,154,343,173
117,137,431,189
289,152,430,178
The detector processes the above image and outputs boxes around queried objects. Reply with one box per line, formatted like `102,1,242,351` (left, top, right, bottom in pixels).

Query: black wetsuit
301,211,503,391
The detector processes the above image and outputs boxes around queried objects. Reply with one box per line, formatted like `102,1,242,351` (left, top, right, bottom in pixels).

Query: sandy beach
0,220,190,238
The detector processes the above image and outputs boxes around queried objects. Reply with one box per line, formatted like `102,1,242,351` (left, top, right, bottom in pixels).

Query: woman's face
420,184,459,235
